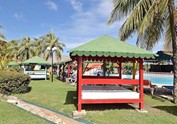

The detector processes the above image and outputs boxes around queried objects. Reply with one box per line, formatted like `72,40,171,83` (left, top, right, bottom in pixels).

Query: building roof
22,56,50,65
69,35,156,59
156,51,172,61
54,55,72,65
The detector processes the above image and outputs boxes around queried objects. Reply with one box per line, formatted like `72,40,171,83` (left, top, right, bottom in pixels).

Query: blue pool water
122,74,173,85
92,71,173,85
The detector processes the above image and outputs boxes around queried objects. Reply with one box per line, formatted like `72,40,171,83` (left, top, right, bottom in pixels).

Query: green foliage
123,62,133,74
108,0,174,50
8,66,23,72
0,71,31,95
0,59,9,71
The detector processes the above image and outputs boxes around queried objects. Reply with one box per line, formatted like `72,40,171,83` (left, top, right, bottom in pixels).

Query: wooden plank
81,99,141,104
82,78,139,85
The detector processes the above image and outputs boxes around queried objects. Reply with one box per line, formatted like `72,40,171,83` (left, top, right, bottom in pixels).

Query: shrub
0,71,31,95
8,66,23,73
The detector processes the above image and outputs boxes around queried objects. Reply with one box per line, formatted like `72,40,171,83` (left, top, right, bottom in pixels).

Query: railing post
77,56,83,111
139,58,144,110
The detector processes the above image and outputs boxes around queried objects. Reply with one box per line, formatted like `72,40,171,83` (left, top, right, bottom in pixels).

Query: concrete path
6,96,83,124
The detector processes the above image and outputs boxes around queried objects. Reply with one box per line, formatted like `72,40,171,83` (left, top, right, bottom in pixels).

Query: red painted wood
139,59,144,110
119,60,122,79
81,99,141,104
77,56,83,112
75,55,145,111
83,75,122,79
82,78,139,85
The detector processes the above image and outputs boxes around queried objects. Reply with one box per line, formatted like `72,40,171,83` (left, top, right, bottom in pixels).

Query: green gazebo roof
69,35,156,59
22,56,50,65
8,61,19,66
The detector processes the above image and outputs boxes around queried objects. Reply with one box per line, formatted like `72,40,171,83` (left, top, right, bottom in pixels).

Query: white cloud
14,12,25,21
57,0,122,50
42,0,123,54
69,0,82,12
96,0,113,17
46,1,58,11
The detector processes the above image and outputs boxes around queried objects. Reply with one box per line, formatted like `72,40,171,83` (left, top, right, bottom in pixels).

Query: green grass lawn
0,100,50,124
16,78,177,124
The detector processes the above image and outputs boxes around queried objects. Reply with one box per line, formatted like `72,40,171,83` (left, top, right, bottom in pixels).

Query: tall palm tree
39,33,65,61
108,0,177,103
18,37,35,61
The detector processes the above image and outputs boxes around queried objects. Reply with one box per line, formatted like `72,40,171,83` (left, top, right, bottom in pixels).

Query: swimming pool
91,71,173,85
123,74,173,85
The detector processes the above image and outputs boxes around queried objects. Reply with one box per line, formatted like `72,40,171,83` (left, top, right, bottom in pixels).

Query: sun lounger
162,86,174,94
136,80,156,95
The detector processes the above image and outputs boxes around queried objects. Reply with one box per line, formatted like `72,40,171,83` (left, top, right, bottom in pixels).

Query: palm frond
138,0,168,35
119,0,153,40
137,15,164,50
164,16,172,50
108,0,140,24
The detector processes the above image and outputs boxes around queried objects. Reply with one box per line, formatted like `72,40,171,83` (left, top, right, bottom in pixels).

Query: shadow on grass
65,91,135,111
65,91,77,107
83,103,135,111
153,106,177,116
151,95,166,102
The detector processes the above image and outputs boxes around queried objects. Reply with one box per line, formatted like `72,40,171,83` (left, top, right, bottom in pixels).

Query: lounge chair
162,86,174,95
136,80,156,95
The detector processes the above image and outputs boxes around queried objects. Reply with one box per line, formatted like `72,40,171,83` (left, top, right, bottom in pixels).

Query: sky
0,0,170,55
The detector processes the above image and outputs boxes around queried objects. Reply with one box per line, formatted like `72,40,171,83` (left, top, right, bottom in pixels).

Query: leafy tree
108,0,177,103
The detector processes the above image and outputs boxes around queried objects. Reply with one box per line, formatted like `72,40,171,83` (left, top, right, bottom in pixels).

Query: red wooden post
77,56,83,111
139,59,144,110
119,60,122,79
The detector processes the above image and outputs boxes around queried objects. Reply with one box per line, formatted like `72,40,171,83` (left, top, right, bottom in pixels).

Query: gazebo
69,35,156,112
22,56,50,80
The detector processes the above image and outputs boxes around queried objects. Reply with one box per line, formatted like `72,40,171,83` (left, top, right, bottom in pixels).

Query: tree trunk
168,0,177,103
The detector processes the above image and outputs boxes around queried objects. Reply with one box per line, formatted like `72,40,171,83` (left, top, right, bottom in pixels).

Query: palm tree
108,0,177,103
7,40,20,62
17,37,35,61
39,33,65,61
31,38,43,56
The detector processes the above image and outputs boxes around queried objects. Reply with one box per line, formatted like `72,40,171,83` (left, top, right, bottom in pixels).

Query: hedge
0,71,31,95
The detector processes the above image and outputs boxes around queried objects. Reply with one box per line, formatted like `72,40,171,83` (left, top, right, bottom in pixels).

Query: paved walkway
6,96,83,124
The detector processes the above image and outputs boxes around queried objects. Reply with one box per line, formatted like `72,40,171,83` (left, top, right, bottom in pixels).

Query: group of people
69,69,77,83
59,68,77,83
